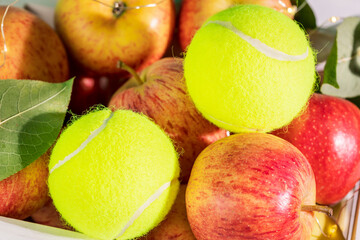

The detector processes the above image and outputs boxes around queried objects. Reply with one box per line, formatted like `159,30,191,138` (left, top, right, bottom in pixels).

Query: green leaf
0,78,73,181
323,40,339,88
320,17,360,98
291,0,316,29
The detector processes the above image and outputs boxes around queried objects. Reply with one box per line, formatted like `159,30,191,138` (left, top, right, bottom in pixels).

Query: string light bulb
330,16,341,24
287,6,297,15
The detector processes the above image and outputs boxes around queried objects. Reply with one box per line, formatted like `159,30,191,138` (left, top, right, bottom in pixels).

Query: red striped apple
0,151,50,219
179,0,295,51
108,57,227,181
0,6,69,82
186,133,331,240
55,0,175,76
272,93,360,205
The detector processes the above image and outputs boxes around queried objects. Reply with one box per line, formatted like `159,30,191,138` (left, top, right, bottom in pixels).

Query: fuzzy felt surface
48,109,180,240
184,4,316,133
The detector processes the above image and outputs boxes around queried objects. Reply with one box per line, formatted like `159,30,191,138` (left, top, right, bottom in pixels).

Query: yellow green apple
55,0,175,76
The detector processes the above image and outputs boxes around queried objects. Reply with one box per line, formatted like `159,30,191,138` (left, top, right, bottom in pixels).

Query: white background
307,0,360,25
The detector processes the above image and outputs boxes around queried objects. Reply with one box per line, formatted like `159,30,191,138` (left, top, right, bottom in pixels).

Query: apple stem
301,205,333,216
117,61,144,85
113,2,126,17
92,1,126,17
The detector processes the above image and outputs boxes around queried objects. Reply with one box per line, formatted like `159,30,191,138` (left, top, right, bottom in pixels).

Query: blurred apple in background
0,6,69,82
55,0,175,77
178,0,295,51
272,93,360,205
109,57,227,182
186,133,326,240
0,151,50,220
67,74,122,115
140,184,196,240
67,65,125,115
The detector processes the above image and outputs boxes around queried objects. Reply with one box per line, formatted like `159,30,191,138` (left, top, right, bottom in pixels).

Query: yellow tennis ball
48,109,180,240
184,5,316,133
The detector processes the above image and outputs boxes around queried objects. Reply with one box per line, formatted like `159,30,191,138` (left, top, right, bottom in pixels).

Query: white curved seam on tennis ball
50,112,114,174
115,179,175,239
204,112,269,133
205,20,309,61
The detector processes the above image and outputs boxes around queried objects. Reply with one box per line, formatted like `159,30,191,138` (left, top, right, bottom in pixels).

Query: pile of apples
0,0,359,239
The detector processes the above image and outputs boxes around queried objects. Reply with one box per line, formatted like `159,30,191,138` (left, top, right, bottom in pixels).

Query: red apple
178,0,295,51
272,93,360,205
55,0,175,76
186,133,326,240
108,57,227,182
0,6,69,82
0,151,50,219
140,184,196,240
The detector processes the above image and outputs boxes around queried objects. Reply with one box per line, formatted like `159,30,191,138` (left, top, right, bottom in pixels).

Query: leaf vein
0,86,67,126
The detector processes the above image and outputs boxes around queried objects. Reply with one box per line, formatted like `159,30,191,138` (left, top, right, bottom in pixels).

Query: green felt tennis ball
184,5,316,133
48,109,180,240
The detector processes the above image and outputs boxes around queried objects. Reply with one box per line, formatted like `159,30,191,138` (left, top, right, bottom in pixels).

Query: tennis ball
184,5,316,133
48,108,180,240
